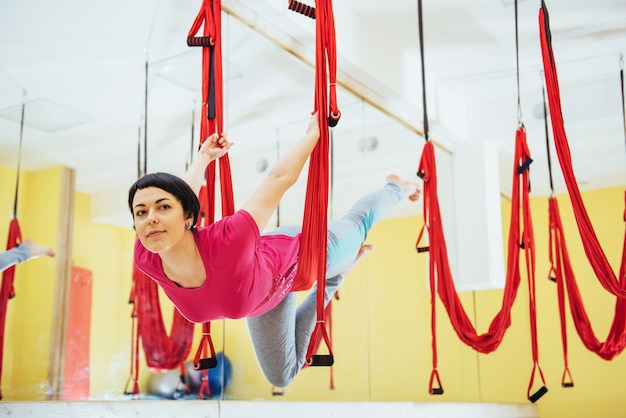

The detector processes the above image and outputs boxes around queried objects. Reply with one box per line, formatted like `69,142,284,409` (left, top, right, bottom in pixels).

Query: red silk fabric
0,218,21,399
294,0,339,363
540,2,626,384
539,2,626,297
417,126,545,395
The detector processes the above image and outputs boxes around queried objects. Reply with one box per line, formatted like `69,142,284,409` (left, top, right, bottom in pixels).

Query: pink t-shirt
134,210,300,323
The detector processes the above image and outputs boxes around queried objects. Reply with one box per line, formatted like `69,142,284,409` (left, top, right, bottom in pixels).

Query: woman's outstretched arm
242,113,320,232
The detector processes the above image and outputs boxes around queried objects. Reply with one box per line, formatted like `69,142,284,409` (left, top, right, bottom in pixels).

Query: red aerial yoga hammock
414,0,547,402
187,0,233,399
0,218,22,401
416,130,545,401
284,0,340,368
539,0,626,387
539,0,626,298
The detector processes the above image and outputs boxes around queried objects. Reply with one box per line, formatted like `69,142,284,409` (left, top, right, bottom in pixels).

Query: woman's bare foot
386,174,421,202
23,238,55,259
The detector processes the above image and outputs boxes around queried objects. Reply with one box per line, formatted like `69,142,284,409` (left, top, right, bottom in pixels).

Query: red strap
288,0,338,365
527,362,548,402
187,1,233,397
548,198,572,384
188,0,234,220
302,301,335,388
126,311,141,397
428,368,443,395
194,322,215,399
539,2,625,298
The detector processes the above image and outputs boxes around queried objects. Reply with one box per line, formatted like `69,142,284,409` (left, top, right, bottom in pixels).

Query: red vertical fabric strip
538,1,624,298
300,0,335,362
188,0,232,379
0,218,21,400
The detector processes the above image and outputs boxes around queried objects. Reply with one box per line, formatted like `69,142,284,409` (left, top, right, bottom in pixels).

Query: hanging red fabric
126,261,196,397
0,218,22,400
303,301,335,388
417,128,526,352
188,0,234,218
288,0,339,366
549,196,626,363
416,125,547,400
133,264,195,371
292,0,337,293
193,322,215,399
539,1,626,298
286,0,339,376
188,0,234,376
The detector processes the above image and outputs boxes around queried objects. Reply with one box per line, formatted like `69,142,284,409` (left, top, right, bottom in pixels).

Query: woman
129,113,420,387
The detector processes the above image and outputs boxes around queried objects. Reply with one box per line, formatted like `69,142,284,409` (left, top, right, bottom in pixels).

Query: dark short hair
128,172,200,228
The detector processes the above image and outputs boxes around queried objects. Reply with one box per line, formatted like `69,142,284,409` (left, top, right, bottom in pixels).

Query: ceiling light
532,101,549,120
255,157,269,172
358,135,378,152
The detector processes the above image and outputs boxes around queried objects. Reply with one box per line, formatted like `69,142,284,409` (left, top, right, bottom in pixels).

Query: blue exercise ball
185,352,232,398
208,352,232,396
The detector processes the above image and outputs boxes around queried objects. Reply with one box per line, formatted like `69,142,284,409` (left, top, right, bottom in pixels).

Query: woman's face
131,186,192,254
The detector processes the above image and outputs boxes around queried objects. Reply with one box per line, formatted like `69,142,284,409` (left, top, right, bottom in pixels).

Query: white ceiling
1,0,625,229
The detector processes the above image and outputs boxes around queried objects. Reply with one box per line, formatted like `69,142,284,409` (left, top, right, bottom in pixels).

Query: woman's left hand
200,132,234,161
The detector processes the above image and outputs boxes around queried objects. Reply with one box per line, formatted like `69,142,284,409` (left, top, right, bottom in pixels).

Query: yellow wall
71,190,139,399
2,162,625,417
1,166,62,399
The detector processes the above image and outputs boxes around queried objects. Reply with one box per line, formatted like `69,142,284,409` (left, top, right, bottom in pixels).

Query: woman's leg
247,176,418,387
246,293,300,387
246,245,373,388
0,244,30,273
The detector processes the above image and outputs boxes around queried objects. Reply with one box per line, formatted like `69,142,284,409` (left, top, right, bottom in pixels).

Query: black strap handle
193,357,218,370
306,354,334,367
529,385,548,403
328,111,341,127
517,156,533,174
288,0,315,19
430,387,444,395
187,36,214,47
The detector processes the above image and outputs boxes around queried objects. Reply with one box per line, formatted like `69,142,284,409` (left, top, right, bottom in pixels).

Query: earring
186,223,192,230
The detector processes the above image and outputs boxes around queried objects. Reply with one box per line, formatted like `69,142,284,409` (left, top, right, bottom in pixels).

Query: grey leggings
0,244,30,273
246,180,404,387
